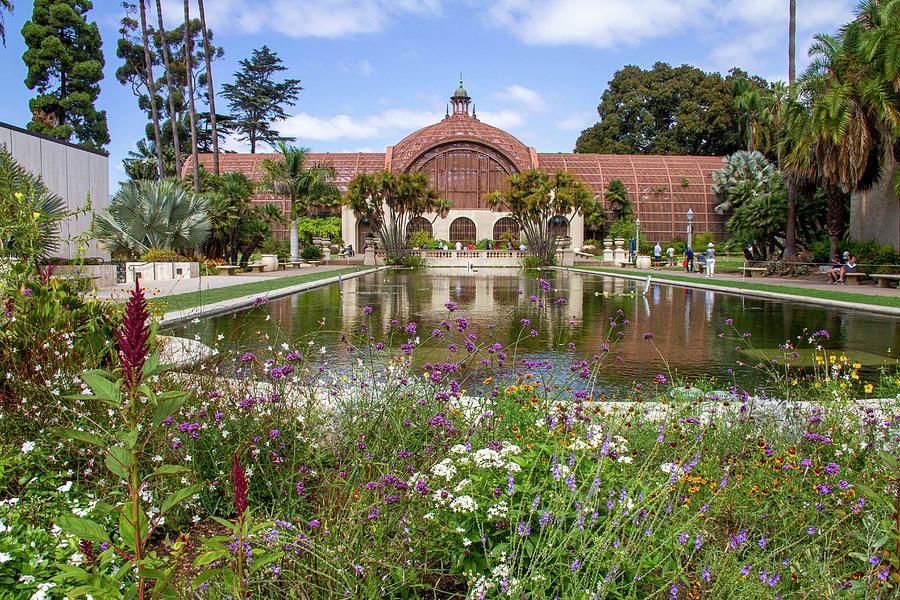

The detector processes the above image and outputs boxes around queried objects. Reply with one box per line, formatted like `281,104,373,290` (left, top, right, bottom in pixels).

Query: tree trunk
783,176,798,258
183,0,200,192
154,0,181,178
197,0,219,175
824,181,848,260
139,0,165,180
290,216,299,262
788,0,796,89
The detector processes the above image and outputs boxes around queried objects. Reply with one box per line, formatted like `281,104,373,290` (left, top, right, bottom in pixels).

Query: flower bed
0,277,898,598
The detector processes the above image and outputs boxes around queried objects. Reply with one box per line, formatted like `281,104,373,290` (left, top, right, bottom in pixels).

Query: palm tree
788,0,796,88
95,179,210,257
154,0,182,178
197,0,219,175
259,143,341,262
0,0,13,46
138,0,165,179
603,179,631,221
183,0,200,191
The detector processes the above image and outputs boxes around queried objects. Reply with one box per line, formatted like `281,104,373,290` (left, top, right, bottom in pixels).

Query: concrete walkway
90,264,352,303
563,265,900,317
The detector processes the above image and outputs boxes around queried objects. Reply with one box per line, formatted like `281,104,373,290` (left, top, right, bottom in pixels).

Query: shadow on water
171,268,900,394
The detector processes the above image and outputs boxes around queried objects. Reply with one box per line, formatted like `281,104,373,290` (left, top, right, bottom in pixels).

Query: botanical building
191,82,728,249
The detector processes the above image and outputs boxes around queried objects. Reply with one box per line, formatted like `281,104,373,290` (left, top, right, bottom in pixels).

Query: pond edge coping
557,266,900,317
158,266,390,329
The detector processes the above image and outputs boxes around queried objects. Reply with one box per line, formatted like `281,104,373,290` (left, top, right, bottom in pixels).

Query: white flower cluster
472,448,505,469
449,495,478,513
487,501,508,520
431,458,457,480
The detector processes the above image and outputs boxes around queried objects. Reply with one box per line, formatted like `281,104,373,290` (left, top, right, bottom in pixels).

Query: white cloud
357,60,375,77
277,108,443,142
161,0,441,39
493,85,547,111
484,0,711,48
477,109,525,129
555,111,594,132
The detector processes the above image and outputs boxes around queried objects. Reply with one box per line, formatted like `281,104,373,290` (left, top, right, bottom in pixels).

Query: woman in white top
705,243,716,278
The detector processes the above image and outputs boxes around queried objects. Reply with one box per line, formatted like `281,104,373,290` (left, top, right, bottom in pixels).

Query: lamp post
634,218,641,261
686,208,694,249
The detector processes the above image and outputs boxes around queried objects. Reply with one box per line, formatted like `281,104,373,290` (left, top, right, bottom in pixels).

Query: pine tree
222,46,302,153
21,0,109,150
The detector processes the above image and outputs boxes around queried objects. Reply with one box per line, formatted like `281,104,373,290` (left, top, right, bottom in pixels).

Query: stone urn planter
635,255,651,270
259,254,279,272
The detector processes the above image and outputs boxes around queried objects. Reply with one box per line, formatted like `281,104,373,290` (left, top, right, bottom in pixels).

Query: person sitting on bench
827,252,846,284
838,255,858,285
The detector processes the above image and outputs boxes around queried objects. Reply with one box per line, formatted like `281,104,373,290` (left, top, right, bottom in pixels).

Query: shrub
400,255,427,269
408,229,434,249
300,245,324,261
139,248,191,262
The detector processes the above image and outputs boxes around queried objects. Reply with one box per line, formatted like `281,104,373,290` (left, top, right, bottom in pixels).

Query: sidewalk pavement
640,267,900,298
90,265,352,302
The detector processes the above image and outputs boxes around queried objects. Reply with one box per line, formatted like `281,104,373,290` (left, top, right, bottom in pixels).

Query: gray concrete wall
850,160,899,249
0,122,109,259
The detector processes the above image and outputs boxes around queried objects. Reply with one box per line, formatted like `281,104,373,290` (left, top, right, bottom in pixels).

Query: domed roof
390,112,534,173
453,81,469,98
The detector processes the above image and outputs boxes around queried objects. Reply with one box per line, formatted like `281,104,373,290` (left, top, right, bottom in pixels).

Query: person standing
666,245,675,267
685,247,694,273
705,243,716,278
653,242,662,269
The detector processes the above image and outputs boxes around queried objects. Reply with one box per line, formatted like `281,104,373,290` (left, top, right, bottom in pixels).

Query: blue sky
0,0,857,188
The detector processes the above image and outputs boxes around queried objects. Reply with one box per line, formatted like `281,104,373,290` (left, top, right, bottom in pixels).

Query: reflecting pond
171,268,900,393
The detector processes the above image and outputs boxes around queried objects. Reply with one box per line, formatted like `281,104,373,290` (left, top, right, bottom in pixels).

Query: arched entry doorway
492,217,519,244
406,216,433,241
357,218,376,250
550,215,569,238
449,217,477,244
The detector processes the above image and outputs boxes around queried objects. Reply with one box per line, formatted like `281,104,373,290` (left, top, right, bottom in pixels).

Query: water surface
173,269,900,393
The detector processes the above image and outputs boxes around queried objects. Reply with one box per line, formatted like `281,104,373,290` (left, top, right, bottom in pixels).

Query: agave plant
95,178,210,258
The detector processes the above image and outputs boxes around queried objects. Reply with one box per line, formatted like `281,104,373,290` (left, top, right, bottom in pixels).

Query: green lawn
151,266,371,314
573,266,900,309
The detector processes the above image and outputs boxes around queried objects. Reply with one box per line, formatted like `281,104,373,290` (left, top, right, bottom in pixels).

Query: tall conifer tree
22,0,109,150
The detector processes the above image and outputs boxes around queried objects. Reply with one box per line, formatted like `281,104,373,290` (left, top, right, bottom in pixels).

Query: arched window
449,217,477,243
550,215,569,238
406,216,433,240
492,217,519,242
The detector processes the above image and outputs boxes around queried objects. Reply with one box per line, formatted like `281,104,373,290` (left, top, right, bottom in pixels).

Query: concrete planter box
126,261,199,284
48,264,118,289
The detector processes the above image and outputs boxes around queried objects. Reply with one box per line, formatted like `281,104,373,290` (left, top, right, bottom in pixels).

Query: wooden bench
871,274,900,288
247,262,265,273
215,265,240,276
741,267,766,278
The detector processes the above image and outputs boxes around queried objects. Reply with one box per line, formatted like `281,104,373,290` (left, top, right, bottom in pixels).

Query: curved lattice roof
389,112,534,173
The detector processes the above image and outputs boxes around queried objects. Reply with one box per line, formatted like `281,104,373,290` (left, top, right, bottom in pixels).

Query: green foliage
221,46,301,153
574,63,765,156
95,178,210,258
487,170,592,265
603,179,631,221
712,151,784,215
347,170,449,263
400,254,427,269
198,170,283,264
0,146,69,260
809,239,900,273
21,0,109,150
299,245,323,261
139,248,189,262
520,254,547,269
0,0,13,46
296,216,341,245
408,228,434,249
0,261,119,422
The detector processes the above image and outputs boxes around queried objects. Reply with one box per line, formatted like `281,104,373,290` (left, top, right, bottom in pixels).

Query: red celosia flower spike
116,280,151,391
233,454,248,517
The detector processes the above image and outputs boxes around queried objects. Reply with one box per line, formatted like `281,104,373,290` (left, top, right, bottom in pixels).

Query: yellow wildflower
864,383,874,394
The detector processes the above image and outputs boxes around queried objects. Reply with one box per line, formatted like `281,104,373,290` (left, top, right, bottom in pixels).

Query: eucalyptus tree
154,0,181,177
182,0,199,190
346,171,449,263
0,0,13,46
138,0,164,179
487,170,592,266
197,0,219,175
260,143,341,262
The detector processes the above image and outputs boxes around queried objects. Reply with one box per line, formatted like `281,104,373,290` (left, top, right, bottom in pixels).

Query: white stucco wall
0,122,109,259
341,207,585,251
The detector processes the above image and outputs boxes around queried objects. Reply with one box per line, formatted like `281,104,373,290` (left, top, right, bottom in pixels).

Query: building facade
191,83,728,250
1,121,109,259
